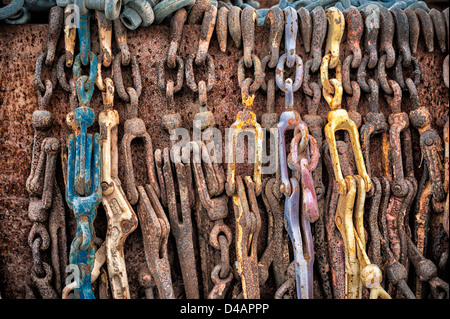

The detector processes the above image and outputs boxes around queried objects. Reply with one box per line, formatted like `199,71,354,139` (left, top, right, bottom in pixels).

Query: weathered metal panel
0,21,448,298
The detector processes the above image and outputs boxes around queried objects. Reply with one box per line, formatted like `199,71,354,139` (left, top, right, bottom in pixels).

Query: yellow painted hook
324,7,345,70
321,54,372,195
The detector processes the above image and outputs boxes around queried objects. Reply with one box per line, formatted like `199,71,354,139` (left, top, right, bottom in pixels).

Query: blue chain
65,12,101,299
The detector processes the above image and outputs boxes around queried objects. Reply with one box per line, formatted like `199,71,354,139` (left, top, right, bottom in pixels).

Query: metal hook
226,57,264,197
298,7,312,54
65,105,102,299
162,147,200,299
232,176,261,299
216,6,229,53
404,8,420,56
264,7,284,68
310,6,327,73
321,54,371,195
324,7,344,70
99,78,138,299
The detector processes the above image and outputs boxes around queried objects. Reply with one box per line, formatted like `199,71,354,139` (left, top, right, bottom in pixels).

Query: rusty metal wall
0,21,448,298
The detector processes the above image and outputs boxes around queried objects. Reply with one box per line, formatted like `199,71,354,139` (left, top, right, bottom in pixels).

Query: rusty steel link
442,8,449,242
415,8,435,53
432,227,448,275
382,78,419,297
139,267,156,299
96,11,113,68
135,182,175,299
429,8,447,54
112,53,142,103
168,8,187,68
379,7,395,69
386,180,417,295
264,7,284,69
26,10,65,299
309,6,327,73
386,80,411,199
343,7,363,70
260,55,278,129
179,36,226,299
216,6,228,52
158,56,184,133
241,6,258,68
228,6,242,49
48,178,67,296
298,7,312,54
347,80,362,130
361,7,379,69
404,71,445,297
187,0,210,25
394,55,420,91
113,17,131,67
117,53,174,299
116,60,160,202
236,53,264,96
232,176,261,299
99,77,138,299
56,53,79,111
407,236,449,299
404,8,420,56
45,6,63,67
356,54,371,93
342,59,363,134
192,3,217,65
188,141,231,298
391,7,412,67
407,79,445,206
413,165,432,291
323,141,352,299
274,261,296,299
360,79,389,196
257,56,285,295
367,177,383,269
161,147,200,299
380,203,416,299
341,9,364,136
259,178,289,290
185,64,223,203
185,52,216,130
379,177,394,286
377,54,393,95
